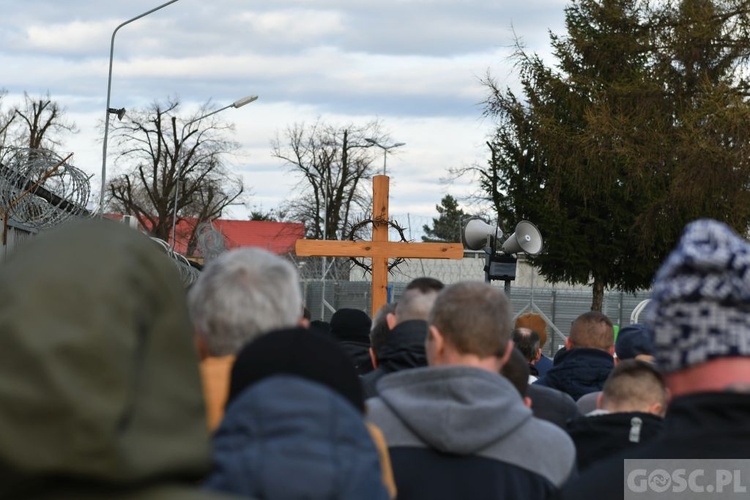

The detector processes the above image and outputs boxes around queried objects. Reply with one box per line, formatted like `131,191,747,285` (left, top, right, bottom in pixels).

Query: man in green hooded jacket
0,219,239,500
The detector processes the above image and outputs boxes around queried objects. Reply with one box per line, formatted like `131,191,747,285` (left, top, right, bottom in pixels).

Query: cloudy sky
1,0,568,224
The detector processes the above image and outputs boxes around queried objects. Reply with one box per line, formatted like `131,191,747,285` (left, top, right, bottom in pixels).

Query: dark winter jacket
527,384,581,429
562,392,750,500
338,340,375,375
535,354,554,377
566,411,664,471
0,219,237,500
205,375,389,500
367,366,576,500
362,320,428,399
534,348,614,400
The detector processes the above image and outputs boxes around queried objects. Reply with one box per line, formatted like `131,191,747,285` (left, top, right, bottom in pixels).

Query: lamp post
170,95,258,250
364,138,406,176
100,0,182,216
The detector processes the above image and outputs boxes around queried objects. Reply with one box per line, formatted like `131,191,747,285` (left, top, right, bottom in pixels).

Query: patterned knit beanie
643,219,750,372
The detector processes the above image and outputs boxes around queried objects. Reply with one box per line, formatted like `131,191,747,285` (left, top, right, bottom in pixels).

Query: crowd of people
1,216,748,499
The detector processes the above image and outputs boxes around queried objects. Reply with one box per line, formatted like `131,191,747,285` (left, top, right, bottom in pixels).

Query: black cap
228,326,365,412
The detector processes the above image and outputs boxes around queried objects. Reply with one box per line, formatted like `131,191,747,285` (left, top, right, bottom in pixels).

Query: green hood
0,219,231,499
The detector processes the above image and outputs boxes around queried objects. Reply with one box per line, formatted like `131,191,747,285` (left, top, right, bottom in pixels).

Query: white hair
188,247,302,356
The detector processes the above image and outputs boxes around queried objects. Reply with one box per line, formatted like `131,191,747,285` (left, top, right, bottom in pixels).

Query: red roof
109,214,305,256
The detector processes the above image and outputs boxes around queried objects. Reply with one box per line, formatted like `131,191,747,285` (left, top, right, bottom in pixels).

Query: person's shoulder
559,449,627,500
486,413,576,488
525,416,576,486
527,416,576,458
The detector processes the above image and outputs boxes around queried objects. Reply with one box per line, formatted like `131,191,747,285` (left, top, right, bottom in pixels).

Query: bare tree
272,119,388,240
11,92,78,150
107,98,244,250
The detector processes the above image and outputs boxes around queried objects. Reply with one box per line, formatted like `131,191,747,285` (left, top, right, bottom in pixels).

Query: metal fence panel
302,279,651,355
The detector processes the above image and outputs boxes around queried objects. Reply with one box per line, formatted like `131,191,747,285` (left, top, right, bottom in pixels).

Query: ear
497,340,514,369
523,396,533,409
299,317,310,328
386,312,397,330
369,347,378,369
596,391,603,410
647,401,665,417
608,344,616,356
565,337,573,350
426,325,445,365
534,348,542,362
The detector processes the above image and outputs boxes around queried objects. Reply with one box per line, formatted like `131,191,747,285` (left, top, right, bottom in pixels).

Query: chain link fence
298,276,649,356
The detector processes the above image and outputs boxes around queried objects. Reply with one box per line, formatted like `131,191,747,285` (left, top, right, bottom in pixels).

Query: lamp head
108,108,126,121
233,95,258,108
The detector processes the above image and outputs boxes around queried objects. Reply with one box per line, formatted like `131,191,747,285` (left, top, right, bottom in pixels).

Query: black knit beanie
330,308,372,344
227,326,365,412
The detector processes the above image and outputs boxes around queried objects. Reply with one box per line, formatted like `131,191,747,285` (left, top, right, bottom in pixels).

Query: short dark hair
511,328,540,362
405,277,445,293
501,347,530,397
395,277,445,322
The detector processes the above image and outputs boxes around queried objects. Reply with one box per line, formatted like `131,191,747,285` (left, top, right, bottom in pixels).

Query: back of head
428,281,512,358
501,347,531,397
330,308,372,344
395,277,444,323
228,327,365,412
615,323,654,361
0,219,211,495
515,312,548,348
644,219,750,375
569,311,614,351
512,328,540,363
601,360,667,416
188,247,302,356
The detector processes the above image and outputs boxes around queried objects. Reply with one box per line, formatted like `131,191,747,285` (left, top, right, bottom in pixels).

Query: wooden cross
295,175,464,315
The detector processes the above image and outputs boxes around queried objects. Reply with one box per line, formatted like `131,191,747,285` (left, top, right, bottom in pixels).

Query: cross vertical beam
295,175,464,316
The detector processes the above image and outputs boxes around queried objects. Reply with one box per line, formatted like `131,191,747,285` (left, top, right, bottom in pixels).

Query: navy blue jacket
205,375,389,500
534,348,614,401
535,354,554,377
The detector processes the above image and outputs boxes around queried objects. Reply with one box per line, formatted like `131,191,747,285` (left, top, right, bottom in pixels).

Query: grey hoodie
367,365,575,498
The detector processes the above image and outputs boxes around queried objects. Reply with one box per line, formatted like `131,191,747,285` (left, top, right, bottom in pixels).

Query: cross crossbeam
295,175,464,315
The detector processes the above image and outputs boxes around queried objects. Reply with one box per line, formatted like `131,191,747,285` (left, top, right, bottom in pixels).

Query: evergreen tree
422,194,466,242
481,0,750,310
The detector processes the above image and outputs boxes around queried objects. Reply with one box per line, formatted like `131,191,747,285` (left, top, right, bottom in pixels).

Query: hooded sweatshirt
367,365,576,500
0,219,237,500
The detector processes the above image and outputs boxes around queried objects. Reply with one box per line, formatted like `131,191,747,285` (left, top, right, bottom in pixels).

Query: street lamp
169,95,258,250
364,138,406,176
100,0,182,216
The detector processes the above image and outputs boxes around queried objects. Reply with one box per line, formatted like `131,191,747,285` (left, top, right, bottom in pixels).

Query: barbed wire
0,148,91,229
149,236,200,287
